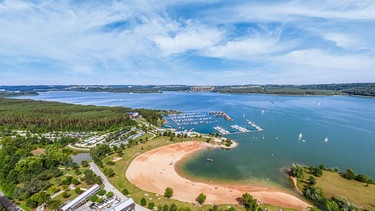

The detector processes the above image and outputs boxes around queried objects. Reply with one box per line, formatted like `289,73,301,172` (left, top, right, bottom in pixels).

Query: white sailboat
298,133,303,141
324,137,328,143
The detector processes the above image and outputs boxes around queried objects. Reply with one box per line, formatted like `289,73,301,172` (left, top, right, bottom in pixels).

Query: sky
0,0,375,85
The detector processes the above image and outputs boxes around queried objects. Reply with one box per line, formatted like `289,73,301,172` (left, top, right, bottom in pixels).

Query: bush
122,189,129,195
106,161,115,165
148,202,155,209
89,195,99,202
49,185,59,193
62,191,70,198
97,197,104,203
75,188,83,194
72,178,80,185
354,173,373,183
170,203,178,211
97,189,106,196
140,198,146,206
343,168,355,180
303,186,325,203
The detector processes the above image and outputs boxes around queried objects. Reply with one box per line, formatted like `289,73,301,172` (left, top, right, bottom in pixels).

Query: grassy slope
316,171,375,210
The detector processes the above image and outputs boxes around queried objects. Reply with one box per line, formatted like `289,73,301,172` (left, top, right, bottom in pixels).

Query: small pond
71,153,92,164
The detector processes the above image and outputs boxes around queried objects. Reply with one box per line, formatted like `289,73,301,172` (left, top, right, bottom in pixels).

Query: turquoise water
16,91,375,187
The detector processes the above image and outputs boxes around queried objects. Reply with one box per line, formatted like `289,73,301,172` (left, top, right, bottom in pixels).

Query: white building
60,184,100,211
106,198,135,211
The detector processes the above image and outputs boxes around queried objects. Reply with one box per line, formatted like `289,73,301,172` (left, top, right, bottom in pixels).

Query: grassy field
297,169,375,210
316,171,375,210
103,136,300,211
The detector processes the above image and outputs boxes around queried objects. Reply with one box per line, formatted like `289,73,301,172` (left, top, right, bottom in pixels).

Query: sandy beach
126,141,310,210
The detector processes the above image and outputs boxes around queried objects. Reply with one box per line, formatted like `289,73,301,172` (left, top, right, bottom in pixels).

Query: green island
0,97,374,211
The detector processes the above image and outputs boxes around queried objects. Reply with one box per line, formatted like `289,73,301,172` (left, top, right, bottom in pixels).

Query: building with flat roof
60,184,100,211
106,198,135,211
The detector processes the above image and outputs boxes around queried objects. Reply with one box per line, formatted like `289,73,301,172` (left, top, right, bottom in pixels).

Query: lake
16,91,375,188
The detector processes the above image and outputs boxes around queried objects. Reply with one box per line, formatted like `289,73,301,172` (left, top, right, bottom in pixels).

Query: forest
1,83,374,97
0,98,163,133
214,83,375,96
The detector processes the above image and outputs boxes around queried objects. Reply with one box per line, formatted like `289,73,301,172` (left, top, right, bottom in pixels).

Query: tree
170,203,178,211
344,168,355,180
148,202,155,209
290,163,304,178
47,200,61,210
196,193,206,205
241,193,258,211
97,189,106,196
307,176,317,186
354,173,372,183
104,167,115,177
89,195,99,202
106,191,114,198
162,204,169,211
164,187,173,199
140,198,147,206
311,167,323,177
326,200,339,211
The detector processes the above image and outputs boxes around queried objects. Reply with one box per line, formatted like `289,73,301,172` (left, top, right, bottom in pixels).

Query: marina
168,112,216,126
209,111,233,121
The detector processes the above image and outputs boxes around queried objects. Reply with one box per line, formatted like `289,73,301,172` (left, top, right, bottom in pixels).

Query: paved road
90,162,150,211
0,191,24,211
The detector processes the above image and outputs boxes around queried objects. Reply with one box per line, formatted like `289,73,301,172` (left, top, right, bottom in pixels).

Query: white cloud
273,49,375,70
153,22,222,56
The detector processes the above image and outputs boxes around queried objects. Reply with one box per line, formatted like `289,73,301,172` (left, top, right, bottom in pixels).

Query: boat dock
209,111,233,121
246,119,263,132
213,126,230,135
231,124,250,133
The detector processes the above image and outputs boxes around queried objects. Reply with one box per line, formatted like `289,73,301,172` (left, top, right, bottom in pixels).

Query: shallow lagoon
17,91,375,187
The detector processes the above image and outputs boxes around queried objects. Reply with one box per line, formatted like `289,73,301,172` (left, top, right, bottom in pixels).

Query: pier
209,111,233,121
230,124,250,133
246,119,263,132
213,126,230,135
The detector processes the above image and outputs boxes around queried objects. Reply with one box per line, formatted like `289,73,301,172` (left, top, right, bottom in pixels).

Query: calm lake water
17,91,375,188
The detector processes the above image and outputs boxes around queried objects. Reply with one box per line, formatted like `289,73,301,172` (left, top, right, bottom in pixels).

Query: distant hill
0,83,374,97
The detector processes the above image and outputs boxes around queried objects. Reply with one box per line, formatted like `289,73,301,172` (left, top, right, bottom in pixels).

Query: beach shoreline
126,141,310,210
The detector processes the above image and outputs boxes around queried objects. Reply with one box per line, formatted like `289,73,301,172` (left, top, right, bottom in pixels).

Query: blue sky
0,0,374,85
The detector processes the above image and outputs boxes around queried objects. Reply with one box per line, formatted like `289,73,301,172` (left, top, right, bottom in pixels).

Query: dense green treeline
214,83,375,96
0,98,162,132
0,98,135,132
